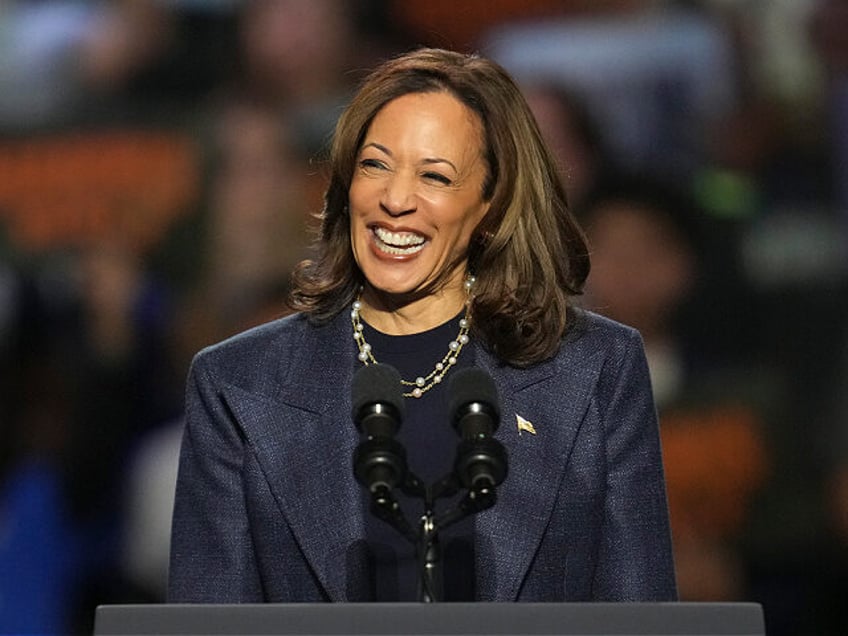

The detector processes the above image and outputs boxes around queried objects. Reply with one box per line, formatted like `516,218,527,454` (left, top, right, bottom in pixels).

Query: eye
359,158,387,172
422,171,452,186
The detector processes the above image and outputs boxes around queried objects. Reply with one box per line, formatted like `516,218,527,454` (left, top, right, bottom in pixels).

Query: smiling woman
348,91,491,326
168,47,677,603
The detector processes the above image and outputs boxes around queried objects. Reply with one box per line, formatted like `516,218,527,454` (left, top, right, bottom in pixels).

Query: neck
358,283,469,336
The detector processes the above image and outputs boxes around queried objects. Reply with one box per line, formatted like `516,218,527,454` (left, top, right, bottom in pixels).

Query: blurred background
0,0,846,633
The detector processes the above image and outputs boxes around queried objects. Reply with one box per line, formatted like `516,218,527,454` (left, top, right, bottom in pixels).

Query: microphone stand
418,511,441,602
360,463,500,602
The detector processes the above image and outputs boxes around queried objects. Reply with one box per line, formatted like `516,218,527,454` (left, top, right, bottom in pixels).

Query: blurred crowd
0,1,846,634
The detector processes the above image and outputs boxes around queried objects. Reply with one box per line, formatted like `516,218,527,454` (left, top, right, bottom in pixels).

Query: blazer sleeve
592,329,678,600
167,351,264,602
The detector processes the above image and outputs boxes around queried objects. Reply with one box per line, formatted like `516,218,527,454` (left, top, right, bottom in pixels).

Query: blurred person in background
386,0,649,52
0,267,79,633
68,238,184,627
0,245,181,633
162,0,396,358
522,82,615,211
0,0,178,130
481,1,737,184
169,99,314,365
227,0,395,155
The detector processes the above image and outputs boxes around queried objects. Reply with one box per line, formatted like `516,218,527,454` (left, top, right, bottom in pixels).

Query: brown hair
289,47,589,367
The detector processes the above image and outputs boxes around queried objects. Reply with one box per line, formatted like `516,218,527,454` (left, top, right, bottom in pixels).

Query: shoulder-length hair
289,47,589,367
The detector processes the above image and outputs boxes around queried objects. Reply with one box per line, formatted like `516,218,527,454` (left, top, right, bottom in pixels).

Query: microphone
352,363,407,494
449,367,500,439
448,368,508,492
352,362,405,439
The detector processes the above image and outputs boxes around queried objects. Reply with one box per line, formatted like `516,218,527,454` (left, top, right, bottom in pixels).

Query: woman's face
349,91,490,301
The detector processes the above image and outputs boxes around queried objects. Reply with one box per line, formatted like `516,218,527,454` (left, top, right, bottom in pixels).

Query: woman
169,48,676,602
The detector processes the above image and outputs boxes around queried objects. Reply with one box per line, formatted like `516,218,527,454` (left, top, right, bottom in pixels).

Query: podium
93,602,765,636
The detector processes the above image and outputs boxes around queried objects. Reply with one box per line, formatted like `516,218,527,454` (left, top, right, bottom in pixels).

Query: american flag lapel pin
516,413,537,436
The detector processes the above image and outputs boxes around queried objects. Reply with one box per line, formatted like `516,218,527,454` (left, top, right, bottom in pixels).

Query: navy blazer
168,309,677,602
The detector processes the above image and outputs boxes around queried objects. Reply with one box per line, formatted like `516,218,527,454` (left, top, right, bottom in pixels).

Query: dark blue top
360,313,475,601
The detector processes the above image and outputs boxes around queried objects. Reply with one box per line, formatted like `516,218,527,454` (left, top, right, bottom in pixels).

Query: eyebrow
362,142,458,173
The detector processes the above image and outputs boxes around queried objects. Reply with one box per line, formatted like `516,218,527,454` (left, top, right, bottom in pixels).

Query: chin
364,278,421,297
359,262,428,295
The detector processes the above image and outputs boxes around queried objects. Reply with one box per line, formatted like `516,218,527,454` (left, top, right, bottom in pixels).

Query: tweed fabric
168,309,677,602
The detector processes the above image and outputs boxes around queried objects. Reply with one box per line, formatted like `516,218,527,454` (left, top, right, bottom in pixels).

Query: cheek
348,180,365,211
458,203,489,241
348,174,377,210
348,182,374,231
350,216,366,250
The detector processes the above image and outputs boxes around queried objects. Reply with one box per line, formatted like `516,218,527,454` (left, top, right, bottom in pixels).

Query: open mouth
372,227,426,255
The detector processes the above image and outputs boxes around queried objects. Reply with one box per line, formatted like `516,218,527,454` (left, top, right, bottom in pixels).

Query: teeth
374,227,425,246
373,227,426,255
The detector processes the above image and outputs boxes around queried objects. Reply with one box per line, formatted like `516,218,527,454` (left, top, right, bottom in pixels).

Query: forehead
366,91,485,147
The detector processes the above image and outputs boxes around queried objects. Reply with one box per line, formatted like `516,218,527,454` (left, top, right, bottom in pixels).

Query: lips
372,226,426,256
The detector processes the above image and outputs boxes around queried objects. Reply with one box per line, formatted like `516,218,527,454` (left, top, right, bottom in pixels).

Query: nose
380,172,417,216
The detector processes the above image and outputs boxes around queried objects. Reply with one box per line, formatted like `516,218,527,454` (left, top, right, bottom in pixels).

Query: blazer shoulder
481,309,646,396
201,311,307,356
543,309,652,401
562,308,645,359
560,309,653,409
189,313,316,387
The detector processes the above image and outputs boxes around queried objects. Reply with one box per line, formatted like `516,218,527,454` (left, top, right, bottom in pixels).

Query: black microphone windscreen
448,367,500,421
351,363,405,420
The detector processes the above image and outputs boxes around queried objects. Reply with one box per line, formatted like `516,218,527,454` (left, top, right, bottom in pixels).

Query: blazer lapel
473,342,604,600
220,314,368,601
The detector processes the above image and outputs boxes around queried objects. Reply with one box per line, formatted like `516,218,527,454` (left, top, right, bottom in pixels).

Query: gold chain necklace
350,277,475,398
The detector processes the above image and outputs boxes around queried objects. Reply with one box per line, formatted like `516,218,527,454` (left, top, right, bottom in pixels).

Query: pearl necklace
350,277,475,398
